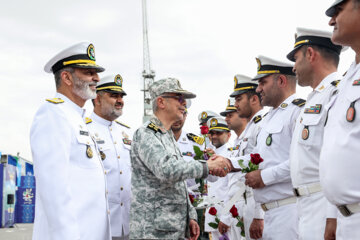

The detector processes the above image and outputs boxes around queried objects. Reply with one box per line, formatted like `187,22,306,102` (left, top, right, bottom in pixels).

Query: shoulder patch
292,98,306,107
85,117,92,124
186,133,205,145
46,98,64,104
147,122,161,133
115,120,130,129
253,115,262,124
331,80,341,87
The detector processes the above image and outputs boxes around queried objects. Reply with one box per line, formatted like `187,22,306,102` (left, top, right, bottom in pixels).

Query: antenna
142,0,156,123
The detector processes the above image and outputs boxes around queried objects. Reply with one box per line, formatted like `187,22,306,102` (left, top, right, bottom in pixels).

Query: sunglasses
161,95,186,104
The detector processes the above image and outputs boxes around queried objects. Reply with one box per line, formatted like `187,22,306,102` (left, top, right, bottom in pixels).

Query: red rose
209,207,217,216
189,194,194,204
229,205,239,218
250,153,263,165
200,125,209,135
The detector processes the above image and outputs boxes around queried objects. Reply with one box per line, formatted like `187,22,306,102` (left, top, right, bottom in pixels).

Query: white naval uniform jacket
30,93,111,240
320,61,360,206
86,112,132,237
290,72,341,188
176,130,204,188
245,94,303,218
205,142,232,233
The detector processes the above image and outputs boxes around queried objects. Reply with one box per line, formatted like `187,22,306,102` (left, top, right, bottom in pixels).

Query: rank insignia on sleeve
186,133,205,145
352,79,360,86
182,152,194,157
46,98,64,104
292,98,306,107
304,104,322,114
253,115,262,123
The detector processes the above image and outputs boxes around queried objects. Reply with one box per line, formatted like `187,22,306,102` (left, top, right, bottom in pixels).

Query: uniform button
87,141,90,144
121,203,123,206
106,190,108,194
114,141,117,144
107,210,110,214
110,128,112,131
120,171,122,174
121,187,123,191
117,156,120,159
104,171,107,175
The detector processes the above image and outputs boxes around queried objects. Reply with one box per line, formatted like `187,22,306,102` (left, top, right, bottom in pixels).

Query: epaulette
186,133,205,145
147,122,161,133
253,115,262,124
85,117,92,124
115,120,130,129
292,98,306,107
331,80,341,87
46,98,64,104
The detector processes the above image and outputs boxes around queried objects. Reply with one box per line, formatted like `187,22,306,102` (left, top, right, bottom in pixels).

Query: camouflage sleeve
188,195,198,220
134,128,205,183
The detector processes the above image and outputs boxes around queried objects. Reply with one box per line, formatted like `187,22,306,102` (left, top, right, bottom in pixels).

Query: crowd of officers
29,0,360,239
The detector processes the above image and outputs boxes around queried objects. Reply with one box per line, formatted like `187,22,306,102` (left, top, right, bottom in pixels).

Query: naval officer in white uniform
287,27,344,240
87,74,133,240
30,42,111,240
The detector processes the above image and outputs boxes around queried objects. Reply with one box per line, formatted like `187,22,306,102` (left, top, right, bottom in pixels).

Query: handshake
206,152,233,177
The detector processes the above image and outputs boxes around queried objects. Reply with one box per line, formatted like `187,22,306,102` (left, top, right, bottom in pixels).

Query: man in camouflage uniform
130,78,231,240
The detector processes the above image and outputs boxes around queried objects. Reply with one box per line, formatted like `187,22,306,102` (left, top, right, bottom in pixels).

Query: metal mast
142,0,155,123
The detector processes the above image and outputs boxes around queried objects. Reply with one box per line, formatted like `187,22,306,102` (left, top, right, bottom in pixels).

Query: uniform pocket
154,199,186,232
75,135,101,169
298,114,323,146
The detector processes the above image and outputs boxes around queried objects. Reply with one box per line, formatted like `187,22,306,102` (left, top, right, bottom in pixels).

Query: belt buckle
261,203,268,212
338,205,353,217
293,188,300,197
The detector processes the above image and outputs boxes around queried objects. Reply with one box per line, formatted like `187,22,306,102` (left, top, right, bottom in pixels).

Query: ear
157,97,166,110
277,75,288,88
306,47,316,62
61,71,73,86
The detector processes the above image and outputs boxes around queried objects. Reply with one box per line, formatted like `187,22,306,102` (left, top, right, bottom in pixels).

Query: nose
329,16,336,26
93,73,100,82
256,85,261,93
292,66,296,74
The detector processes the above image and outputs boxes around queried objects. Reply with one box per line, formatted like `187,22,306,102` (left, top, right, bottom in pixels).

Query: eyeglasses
161,95,186,104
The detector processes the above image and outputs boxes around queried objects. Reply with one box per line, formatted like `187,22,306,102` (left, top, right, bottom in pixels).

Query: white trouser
337,211,360,240
243,192,256,240
262,203,298,240
297,191,327,240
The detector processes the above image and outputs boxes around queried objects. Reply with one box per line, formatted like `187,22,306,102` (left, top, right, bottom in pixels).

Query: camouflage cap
149,78,196,100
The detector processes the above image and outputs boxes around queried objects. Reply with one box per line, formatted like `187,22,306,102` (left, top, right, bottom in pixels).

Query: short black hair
301,45,340,67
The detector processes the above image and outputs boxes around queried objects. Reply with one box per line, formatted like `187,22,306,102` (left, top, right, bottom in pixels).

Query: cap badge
234,76,238,88
228,99,231,107
210,118,218,127
256,58,261,71
201,112,208,120
114,74,123,86
87,44,96,60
